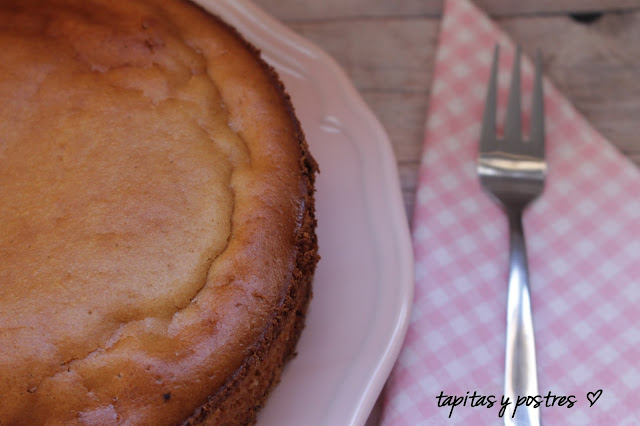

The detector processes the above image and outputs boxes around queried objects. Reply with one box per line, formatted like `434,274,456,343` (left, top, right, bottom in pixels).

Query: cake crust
0,0,318,424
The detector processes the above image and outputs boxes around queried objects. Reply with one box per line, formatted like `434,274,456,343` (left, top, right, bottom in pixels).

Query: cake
0,0,319,424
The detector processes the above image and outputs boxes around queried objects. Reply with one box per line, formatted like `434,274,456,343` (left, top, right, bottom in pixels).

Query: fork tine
480,45,499,149
504,46,522,143
529,50,545,156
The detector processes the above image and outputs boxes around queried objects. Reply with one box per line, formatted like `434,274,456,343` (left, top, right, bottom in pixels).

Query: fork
477,45,546,426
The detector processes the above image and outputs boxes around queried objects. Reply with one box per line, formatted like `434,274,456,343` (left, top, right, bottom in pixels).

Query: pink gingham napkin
380,0,640,424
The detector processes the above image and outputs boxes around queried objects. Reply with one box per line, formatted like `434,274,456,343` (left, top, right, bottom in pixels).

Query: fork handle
504,210,540,426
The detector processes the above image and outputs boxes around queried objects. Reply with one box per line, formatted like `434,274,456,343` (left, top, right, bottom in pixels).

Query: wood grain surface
254,0,640,225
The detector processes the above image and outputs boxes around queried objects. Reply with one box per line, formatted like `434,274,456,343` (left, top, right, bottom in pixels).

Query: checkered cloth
380,0,640,424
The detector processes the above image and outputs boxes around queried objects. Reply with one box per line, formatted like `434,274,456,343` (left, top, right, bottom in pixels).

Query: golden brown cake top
0,0,315,423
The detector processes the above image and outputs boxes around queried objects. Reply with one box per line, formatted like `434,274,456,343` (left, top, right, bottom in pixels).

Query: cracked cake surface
0,0,318,424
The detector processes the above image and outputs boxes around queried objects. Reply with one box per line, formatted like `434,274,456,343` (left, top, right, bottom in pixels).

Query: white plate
193,1,415,424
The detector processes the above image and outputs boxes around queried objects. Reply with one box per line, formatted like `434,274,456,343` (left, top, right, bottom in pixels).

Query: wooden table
253,0,640,225
252,0,640,423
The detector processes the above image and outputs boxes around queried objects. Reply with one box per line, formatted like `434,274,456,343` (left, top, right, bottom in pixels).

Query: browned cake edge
183,13,320,426
185,186,317,426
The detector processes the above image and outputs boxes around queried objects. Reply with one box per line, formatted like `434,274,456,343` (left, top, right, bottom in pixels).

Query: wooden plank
252,0,640,21
498,12,640,160
400,163,420,223
287,18,437,92
360,91,428,163
359,91,425,222
478,0,640,17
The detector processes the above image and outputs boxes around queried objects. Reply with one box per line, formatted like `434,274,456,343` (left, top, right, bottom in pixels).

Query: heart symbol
587,389,603,407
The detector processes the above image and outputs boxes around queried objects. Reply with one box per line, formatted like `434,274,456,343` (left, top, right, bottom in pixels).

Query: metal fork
477,45,546,426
